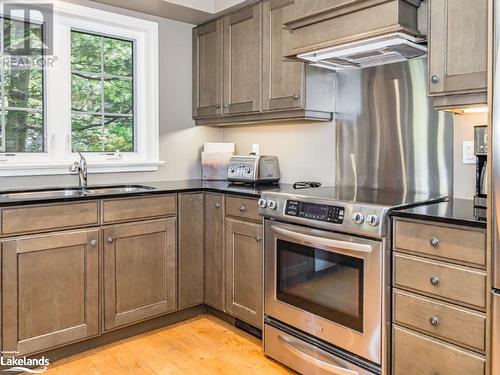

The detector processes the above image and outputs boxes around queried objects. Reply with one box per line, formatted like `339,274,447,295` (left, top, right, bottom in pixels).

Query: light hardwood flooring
41,315,295,375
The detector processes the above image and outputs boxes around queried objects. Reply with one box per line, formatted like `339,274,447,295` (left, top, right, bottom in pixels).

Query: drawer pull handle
430,237,440,247
89,239,97,247
430,276,440,286
429,316,440,326
239,206,247,212
106,236,114,243
215,202,221,209
255,235,262,242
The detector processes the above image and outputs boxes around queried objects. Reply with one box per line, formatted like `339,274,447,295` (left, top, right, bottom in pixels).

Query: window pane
4,110,44,152
72,113,103,152
71,31,134,152
5,69,43,109
104,38,133,77
0,18,45,153
71,32,101,73
72,73,102,112
4,18,43,56
104,78,132,114
104,117,133,152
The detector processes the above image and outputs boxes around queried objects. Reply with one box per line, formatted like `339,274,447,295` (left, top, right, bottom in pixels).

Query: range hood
297,32,427,71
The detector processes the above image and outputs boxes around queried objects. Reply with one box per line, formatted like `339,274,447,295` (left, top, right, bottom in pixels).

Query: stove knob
352,212,365,224
267,200,278,210
366,214,380,226
258,198,267,208
246,168,251,174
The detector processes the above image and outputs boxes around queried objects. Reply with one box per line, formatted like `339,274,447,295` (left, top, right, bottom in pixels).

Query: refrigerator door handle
492,291,500,375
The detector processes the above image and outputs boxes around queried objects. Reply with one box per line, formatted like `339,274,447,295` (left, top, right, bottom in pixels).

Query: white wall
0,0,222,190
453,112,488,199
222,122,336,186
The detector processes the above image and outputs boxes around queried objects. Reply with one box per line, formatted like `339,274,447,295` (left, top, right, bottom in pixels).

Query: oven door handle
271,225,373,254
278,335,359,375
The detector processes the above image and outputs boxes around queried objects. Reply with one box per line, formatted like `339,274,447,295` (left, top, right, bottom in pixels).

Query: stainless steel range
259,187,441,375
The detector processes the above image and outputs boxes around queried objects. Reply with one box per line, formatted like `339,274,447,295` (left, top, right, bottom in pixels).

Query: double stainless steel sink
0,185,155,200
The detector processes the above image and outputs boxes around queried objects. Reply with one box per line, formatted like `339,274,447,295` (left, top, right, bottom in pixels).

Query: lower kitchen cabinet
2,229,100,356
225,217,263,328
103,218,177,331
205,193,225,310
178,193,205,309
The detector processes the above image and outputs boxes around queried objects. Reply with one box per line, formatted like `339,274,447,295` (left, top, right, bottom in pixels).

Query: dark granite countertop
0,179,290,207
390,197,486,229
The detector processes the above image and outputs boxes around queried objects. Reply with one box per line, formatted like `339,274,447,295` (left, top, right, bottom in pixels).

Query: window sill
0,161,165,177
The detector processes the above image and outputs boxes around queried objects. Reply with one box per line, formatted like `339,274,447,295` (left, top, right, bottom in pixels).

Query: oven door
264,220,383,364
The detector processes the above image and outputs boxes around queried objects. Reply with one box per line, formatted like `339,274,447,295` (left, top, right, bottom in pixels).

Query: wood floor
42,315,295,375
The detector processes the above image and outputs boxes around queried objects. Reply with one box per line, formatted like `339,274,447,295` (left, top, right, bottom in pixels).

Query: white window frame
0,1,162,176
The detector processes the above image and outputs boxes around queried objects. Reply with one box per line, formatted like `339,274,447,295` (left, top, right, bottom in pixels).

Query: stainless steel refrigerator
492,2,500,374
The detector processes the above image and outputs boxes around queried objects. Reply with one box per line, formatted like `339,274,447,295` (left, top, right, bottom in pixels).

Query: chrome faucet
70,152,88,191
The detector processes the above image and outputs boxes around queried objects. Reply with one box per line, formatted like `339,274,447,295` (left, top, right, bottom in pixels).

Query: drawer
393,326,485,375
394,220,486,267
394,290,486,351
102,195,176,224
394,253,486,310
1,201,99,235
225,196,261,222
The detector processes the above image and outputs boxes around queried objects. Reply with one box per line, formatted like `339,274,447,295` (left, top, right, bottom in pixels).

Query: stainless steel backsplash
335,58,454,196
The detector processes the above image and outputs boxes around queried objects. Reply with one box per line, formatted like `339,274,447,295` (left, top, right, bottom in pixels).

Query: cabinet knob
429,316,440,327
239,205,247,212
89,239,97,247
431,74,440,84
215,202,221,209
430,237,440,247
430,276,440,286
255,235,262,242
215,104,220,109
292,94,299,100
223,104,229,108
106,236,114,243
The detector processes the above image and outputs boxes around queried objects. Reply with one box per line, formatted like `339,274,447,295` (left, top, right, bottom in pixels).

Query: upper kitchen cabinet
262,0,335,114
192,20,223,118
428,0,488,110
193,1,335,126
223,4,262,115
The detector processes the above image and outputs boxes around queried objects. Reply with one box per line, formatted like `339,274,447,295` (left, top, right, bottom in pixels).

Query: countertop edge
0,184,265,208
389,209,487,229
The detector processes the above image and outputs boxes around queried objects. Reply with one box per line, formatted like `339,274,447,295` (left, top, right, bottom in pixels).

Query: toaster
227,155,280,184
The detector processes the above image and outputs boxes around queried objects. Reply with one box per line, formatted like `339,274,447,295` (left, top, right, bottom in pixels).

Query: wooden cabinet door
178,193,204,309
103,219,176,331
193,19,223,118
428,0,488,96
225,218,263,328
223,3,262,115
262,0,305,111
205,193,225,310
2,229,99,356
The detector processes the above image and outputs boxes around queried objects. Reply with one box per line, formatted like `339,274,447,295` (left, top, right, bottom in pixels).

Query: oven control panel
285,200,344,224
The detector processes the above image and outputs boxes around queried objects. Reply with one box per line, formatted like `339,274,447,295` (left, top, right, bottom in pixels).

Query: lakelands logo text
1,354,49,373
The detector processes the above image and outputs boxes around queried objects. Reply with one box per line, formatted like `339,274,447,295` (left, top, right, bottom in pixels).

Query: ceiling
91,0,254,25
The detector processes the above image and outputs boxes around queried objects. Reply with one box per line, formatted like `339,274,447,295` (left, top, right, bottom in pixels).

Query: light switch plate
462,141,475,164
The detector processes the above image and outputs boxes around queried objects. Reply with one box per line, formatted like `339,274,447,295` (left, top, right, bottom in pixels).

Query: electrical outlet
462,141,475,164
